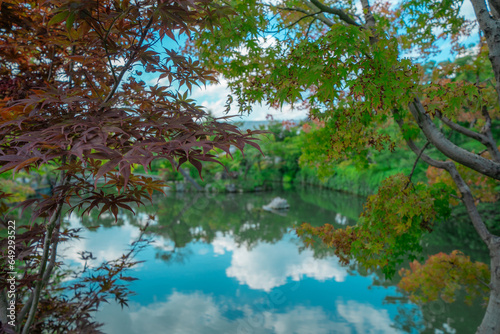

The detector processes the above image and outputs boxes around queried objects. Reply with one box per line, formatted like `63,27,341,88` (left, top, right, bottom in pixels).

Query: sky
144,0,479,122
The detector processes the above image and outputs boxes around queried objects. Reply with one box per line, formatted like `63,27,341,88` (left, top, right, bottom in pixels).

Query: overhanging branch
409,98,500,180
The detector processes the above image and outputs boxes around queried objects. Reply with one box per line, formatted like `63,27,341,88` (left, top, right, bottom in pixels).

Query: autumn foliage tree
0,0,262,332
185,0,500,333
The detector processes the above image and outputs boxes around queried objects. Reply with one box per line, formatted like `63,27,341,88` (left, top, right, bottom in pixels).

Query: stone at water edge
263,197,290,211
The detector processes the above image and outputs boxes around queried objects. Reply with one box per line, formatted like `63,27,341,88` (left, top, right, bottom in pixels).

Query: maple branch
104,15,154,104
258,3,333,27
17,226,59,325
309,0,360,26
258,3,310,15
21,205,63,334
360,0,376,28
303,2,334,27
267,11,321,33
83,70,102,100
104,44,118,84
480,106,500,162
47,46,55,82
395,117,496,246
436,110,500,162
21,155,71,334
102,9,131,84
306,17,318,38
395,117,450,170
445,163,496,245
406,141,430,188
409,98,500,180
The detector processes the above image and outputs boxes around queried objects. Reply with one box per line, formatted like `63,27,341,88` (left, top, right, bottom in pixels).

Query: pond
61,187,486,334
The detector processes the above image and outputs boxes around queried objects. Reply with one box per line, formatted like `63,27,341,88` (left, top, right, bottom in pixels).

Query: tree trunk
478,239,500,334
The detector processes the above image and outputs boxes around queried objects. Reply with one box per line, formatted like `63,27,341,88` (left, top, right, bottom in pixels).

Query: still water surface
62,187,485,333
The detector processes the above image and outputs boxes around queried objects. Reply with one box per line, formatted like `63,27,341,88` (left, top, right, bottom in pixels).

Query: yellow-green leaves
297,174,452,279
352,174,450,277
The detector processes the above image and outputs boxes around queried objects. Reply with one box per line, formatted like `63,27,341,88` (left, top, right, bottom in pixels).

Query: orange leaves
296,222,357,265
398,250,490,305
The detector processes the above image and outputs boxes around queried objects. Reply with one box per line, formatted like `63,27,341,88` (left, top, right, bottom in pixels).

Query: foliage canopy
185,1,500,332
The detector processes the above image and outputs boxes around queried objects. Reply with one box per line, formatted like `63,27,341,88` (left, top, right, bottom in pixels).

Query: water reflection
59,188,484,333
213,233,347,291
97,291,401,334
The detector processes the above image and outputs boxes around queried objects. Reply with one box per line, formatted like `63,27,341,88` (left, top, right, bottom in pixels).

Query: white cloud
98,291,239,334
188,78,306,121
96,291,404,334
213,232,348,291
262,306,350,334
59,213,143,267
337,300,400,334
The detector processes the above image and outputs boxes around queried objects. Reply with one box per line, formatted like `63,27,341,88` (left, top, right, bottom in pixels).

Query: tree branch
21,204,63,334
304,2,334,27
436,111,500,162
395,117,451,170
360,0,376,28
309,0,360,26
21,156,71,334
258,2,334,28
445,162,496,245
104,15,154,104
480,106,500,162
395,116,496,246
409,98,500,180
305,17,318,38
488,0,500,18
406,141,430,188
265,11,322,33
471,0,500,100
0,289,7,326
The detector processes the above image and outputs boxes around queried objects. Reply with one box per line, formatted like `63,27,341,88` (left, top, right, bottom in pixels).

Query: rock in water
263,197,290,211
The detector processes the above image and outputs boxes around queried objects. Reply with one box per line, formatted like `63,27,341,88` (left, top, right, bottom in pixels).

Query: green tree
185,1,500,332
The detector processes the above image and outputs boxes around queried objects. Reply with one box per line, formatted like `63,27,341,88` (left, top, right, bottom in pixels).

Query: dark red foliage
0,0,263,332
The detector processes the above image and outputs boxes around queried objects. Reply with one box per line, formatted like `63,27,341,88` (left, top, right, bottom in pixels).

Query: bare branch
406,141,430,188
306,17,318,38
445,163,496,245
